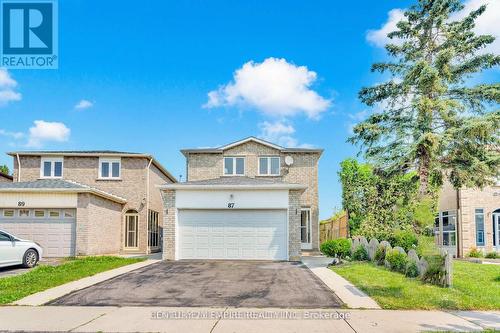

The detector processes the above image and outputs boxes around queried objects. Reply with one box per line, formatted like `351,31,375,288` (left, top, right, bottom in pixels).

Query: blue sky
1,0,498,219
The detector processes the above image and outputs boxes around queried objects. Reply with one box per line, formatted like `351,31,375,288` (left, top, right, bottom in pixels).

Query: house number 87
227,203,235,208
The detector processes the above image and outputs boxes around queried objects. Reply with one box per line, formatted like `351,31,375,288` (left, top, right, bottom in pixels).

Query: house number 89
18,201,25,207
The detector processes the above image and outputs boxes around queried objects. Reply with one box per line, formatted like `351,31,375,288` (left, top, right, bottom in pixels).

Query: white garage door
0,208,76,257
178,209,287,260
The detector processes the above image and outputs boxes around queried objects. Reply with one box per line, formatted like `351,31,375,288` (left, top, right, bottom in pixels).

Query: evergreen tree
0,165,9,175
350,0,500,197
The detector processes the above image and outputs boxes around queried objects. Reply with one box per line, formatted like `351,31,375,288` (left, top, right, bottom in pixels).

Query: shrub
405,260,419,278
389,230,418,252
385,249,408,273
374,244,388,265
485,252,499,259
422,255,446,286
468,248,483,258
320,238,351,258
352,245,369,261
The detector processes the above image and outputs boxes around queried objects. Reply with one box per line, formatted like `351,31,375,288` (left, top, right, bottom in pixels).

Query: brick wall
288,189,302,260
75,193,122,255
161,189,176,260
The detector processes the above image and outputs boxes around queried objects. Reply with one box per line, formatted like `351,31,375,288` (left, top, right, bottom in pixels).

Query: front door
301,209,312,250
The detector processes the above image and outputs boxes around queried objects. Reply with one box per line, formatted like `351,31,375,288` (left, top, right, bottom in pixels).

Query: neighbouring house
159,137,322,261
0,171,13,182
0,151,175,257
435,180,500,257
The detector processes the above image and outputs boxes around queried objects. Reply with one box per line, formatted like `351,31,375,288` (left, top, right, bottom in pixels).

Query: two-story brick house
159,137,322,261
435,180,500,257
0,151,175,257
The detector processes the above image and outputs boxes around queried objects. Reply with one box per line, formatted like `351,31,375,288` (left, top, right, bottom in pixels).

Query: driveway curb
13,259,160,306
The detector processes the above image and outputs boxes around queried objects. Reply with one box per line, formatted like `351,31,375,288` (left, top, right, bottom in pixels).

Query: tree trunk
418,149,431,198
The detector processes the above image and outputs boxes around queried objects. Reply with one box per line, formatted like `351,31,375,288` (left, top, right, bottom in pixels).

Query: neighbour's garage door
0,208,76,257
178,209,287,260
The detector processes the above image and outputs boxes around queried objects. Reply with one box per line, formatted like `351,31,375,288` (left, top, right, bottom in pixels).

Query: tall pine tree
350,0,500,197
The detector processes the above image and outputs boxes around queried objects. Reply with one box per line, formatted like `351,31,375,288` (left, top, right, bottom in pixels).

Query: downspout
145,158,153,255
16,153,21,182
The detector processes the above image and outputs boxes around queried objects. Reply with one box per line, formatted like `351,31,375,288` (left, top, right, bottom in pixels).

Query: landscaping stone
368,238,379,261
394,246,406,255
417,257,428,277
407,249,419,263
351,237,360,254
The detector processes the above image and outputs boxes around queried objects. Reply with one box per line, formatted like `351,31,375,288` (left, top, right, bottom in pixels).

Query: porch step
301,250,323,257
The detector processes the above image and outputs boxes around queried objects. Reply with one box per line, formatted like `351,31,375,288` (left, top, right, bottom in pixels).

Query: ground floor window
125,210,139,248
494,209,500,247
475,208,485,246
434,210,457,249
148,210,160,249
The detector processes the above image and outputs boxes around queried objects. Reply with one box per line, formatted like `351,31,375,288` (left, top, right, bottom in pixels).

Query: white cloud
367,0,500,53
0,68,21,106
0,129,24,140
204,57,331,119
74,99,94,110
366,9,405,48
27,120,70,147
259,120,314,148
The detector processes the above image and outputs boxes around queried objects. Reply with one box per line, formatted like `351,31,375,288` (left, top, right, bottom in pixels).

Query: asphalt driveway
48,261,342,308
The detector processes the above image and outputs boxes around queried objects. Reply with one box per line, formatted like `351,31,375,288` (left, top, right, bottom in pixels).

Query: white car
0,230,43,268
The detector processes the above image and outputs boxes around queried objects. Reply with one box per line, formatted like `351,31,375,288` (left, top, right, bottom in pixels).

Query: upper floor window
259,156,280,176
224,157,244,176
40,157,63,178
99,158,121,179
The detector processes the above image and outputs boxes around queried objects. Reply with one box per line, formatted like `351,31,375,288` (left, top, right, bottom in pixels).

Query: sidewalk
302,256,381,309
0,306,498,332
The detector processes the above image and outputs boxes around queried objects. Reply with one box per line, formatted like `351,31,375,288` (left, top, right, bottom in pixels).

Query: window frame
258,156,281,176
223,156,245,176
40,157,64,179
475,208,485,246
98,157,121,180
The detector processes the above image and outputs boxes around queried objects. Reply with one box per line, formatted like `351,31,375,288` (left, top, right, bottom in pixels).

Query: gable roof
0,179,127,203
0,172,13,181
7,150,176,183
180,136,323,156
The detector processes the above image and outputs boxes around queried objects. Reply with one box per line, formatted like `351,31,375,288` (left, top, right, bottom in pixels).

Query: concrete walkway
0,306,498,332
13,259,159,306
302,256,381,309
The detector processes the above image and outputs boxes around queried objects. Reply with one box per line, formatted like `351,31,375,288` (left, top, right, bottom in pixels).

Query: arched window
124,210,139,248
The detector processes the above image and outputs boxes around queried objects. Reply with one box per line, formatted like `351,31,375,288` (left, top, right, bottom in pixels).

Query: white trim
223,156,245,176
159,183,307,190
220,137,283,151
493,213,500,251
40,157,64,179
258,156,281,176
0,187,127,204
98,157,121,179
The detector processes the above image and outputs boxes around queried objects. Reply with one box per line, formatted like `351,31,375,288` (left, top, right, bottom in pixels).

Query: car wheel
22,249,39,268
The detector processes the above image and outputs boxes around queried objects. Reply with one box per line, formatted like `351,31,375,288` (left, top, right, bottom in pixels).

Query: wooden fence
320,213,348,244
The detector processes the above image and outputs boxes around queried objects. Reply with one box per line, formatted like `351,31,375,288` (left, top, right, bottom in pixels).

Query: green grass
0,256,145,305
332,261,500,310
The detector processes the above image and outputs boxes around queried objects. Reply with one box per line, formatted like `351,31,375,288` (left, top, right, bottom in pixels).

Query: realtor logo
0,0,58,69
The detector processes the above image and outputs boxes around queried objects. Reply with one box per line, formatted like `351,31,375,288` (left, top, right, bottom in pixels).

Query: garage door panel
178,209,287,260
0,209,76,257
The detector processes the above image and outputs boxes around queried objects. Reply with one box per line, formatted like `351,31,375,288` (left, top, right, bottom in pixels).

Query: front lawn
332,260,500,310
0,256,145,305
